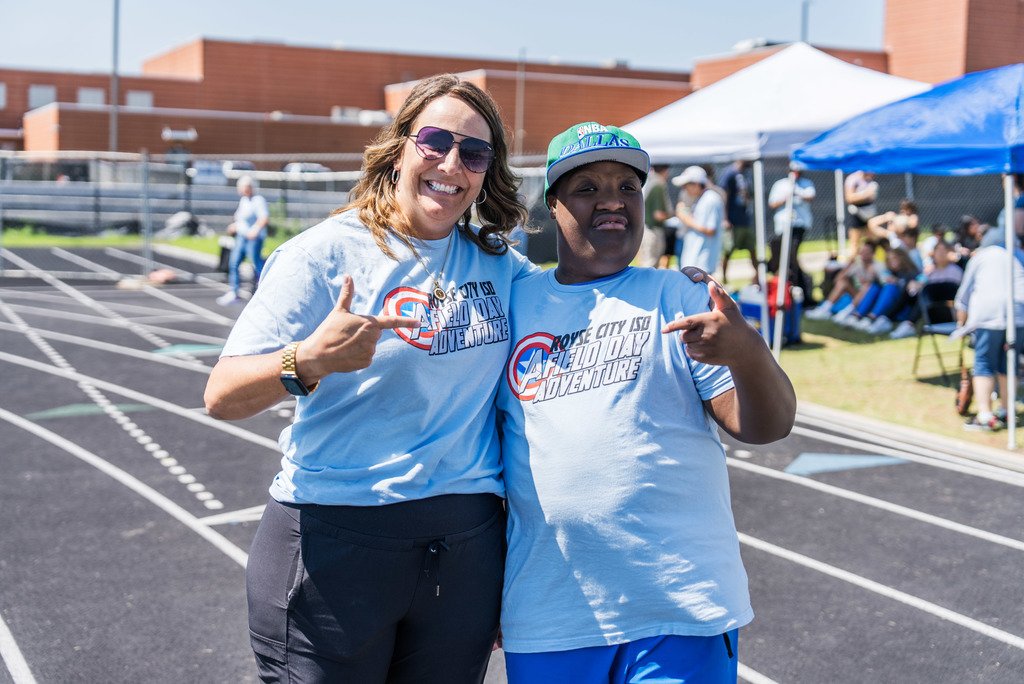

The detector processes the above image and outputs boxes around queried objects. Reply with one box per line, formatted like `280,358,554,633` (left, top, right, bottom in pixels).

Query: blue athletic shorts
504,630,739,684
973,328,1024,377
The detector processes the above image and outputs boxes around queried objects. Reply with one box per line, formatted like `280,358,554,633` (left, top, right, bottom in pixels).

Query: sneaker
831,304,856,325
867,316,894,335
964,415,1006,432
889,320,917,339
805,301,834,320
839,314,863,329
217,291,243,306
853,316,874,331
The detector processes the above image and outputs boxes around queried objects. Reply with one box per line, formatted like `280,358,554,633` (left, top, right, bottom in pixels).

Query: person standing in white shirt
218,175,270,305
768,169,816,295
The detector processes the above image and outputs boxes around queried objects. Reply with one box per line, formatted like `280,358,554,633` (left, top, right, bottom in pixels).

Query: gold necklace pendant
433,285,447,301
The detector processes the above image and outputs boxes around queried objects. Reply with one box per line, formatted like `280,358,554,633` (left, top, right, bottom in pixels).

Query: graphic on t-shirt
382,281,509,355
506,315,652,401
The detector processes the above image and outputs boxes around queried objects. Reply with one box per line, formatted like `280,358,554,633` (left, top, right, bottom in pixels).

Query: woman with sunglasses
497,123,795,683
205,74,531,683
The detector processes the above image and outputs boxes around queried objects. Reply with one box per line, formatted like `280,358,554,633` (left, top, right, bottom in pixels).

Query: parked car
221,160,256,177
283,162,331,174
186,159,255,185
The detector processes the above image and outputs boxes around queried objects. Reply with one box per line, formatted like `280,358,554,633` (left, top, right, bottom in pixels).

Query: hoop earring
391,168,400,184
474,188,487,205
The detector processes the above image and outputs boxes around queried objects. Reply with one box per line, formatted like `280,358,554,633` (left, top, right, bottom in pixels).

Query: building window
28,84,57,110
0,83,6,110
77,87,105,106
126,90,153,108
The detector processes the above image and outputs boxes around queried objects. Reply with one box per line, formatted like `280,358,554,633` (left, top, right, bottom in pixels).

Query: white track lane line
0,610,37,684
0,350,278,451
790,425,1024,487
104,247,230,290
3,304,228,344
0,250,200,363
0,301,224,510
728,458,1024,551
199,504,267,526
0,407,247,568
0,321,211,373
738,532,1024,651
52,248,235,326
738,663,778,684
0,288,181,316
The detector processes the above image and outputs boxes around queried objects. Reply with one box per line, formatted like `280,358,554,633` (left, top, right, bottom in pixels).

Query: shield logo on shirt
506,332,557,400
382,287,435,350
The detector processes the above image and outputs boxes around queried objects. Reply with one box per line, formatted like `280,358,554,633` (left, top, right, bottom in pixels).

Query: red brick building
1,39,689,162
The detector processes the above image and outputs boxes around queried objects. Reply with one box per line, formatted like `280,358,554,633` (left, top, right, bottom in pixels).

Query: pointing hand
662,277,761,366
298,275,420,377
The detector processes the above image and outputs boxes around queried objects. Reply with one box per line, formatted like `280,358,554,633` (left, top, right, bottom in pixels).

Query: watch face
280,373,310,396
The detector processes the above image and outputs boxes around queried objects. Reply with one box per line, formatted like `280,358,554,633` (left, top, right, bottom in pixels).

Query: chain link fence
0,151,1010,266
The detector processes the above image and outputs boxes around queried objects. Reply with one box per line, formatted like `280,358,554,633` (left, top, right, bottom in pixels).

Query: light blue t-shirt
769,176,815,234
234,194,270,239
221,209,534,505
679,189,724,273
496,267,750,653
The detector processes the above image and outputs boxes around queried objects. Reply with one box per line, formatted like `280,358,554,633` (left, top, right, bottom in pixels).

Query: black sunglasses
408,126,495,174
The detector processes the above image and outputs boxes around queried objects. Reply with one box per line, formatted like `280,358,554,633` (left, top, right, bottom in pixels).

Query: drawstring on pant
423,540,450,597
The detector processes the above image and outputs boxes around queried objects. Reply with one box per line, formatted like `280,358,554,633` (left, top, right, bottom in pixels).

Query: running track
1,247,1022,683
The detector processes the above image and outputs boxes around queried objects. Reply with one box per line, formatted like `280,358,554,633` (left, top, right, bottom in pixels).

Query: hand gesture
299,275,420,377
225,223,237,237
662,277,761,366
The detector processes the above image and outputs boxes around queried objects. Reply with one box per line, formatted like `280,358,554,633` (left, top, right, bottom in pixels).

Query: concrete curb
798,401,1024,474
153,244,219,269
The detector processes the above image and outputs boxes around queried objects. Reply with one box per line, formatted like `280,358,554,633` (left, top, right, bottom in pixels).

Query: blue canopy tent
792,63,1024,448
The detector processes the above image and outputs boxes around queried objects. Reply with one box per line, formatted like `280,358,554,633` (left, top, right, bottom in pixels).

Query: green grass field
780,318,1024,451
0,227,291,256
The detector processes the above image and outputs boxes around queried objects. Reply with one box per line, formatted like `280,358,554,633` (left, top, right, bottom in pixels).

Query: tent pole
1005,173,1017,449
753,160,770,344
773,171,797,357
834,170,845,261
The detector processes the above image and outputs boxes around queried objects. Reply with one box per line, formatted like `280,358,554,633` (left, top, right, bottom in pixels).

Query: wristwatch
280,342,318,396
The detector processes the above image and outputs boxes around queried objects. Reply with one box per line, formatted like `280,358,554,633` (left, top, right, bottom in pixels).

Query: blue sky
0,0,885,74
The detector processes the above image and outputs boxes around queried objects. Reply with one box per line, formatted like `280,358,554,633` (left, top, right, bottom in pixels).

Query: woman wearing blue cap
496,122,796,682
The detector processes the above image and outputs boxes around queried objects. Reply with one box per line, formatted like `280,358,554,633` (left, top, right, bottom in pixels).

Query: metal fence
0,152,359,238
0,151,1010,265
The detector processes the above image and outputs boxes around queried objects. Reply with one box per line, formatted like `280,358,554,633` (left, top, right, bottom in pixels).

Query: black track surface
1,248,1022,683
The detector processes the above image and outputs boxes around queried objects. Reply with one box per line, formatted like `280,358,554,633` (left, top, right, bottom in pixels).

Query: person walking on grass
955,229,1024,431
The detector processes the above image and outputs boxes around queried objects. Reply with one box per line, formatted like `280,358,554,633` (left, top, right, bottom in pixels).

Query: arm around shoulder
664,281,796,444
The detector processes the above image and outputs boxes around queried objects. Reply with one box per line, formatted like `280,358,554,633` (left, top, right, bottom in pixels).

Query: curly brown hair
336,74,527,259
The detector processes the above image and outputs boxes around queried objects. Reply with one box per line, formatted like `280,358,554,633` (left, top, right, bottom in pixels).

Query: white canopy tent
625,42,929,163
624,43,929,354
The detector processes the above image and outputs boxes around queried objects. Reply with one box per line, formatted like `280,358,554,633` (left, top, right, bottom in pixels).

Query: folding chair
912,281,963,386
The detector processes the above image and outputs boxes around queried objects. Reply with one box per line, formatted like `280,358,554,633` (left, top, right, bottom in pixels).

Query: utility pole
800,0,811,43
514,48,526,159
110,0,120,152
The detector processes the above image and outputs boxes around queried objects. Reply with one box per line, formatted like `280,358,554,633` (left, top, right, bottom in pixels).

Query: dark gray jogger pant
246,494,505,683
